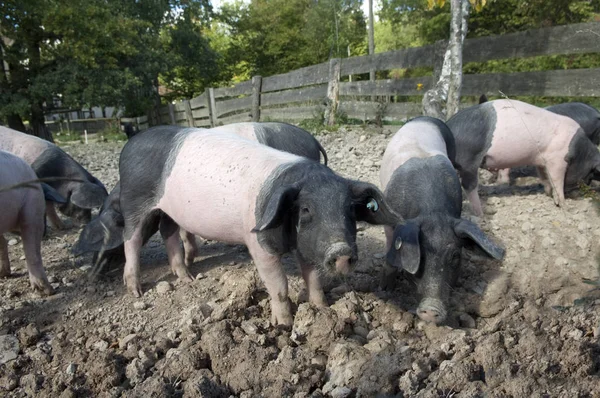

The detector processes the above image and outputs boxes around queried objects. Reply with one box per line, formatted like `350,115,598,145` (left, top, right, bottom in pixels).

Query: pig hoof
174,267,194,283
32,280,54,296
126,281,143,297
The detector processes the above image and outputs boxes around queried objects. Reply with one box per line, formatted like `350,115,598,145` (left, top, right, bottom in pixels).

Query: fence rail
146,21,600,127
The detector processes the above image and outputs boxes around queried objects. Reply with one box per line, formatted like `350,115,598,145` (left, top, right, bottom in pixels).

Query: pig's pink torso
380,120,450,189
157,131,299,244
0,150,45,233
0,126,52,165
484,100,579,170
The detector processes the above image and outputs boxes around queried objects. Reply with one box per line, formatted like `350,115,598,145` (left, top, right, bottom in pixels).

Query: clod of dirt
18,323,41,347
0,334,19,364
292,303,345,352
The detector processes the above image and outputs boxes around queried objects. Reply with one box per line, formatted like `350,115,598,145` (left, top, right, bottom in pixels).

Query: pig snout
416,297,447,324
323,243,357,274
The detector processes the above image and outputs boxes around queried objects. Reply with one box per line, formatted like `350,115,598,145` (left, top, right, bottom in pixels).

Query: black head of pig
387,214,505,324
253,165,399,274
72,182,123,256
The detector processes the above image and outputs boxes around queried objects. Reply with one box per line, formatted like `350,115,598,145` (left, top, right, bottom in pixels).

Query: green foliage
218,0,367,77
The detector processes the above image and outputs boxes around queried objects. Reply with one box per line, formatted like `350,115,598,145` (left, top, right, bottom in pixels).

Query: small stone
568,329,583,341
8,238,18,246
241,320,259,335
19,255,25,261
18,323,41,347
93,340,109,351
593,325,600,338
195,273,206,280
156,281,173,294
79,265,92,272
119,334,138,349
311,354,328,369
133,301,147,310
353,325,369,338
66,363,78,374
62,277,70,285
362,159,374,168
331,386,353,398
0,334,19,364
359,135,367,142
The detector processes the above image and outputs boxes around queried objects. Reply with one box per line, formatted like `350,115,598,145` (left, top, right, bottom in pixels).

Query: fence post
183,100,194,127
251,76,262,122
168,103,176,125
325,58,341,126
208,88,218,127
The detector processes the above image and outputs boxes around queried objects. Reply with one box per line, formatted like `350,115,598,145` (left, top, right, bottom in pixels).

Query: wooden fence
149,21,600,127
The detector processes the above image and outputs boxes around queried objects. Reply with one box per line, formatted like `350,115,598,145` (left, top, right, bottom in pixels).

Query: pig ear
41,183,67,204
350,181,401,225
393,222,421,274
252,185,301,232
70,182,107,209
454,219,505,260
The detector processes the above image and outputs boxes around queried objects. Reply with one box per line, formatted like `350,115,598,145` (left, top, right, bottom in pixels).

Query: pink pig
0,150,54,295
447,99,600,216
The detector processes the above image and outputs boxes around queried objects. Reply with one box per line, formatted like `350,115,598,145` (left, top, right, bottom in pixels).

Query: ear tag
366,198,379,212
394,237,402,250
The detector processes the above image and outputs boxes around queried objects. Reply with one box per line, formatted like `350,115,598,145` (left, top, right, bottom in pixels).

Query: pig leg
0,235,10,277
461,168,483,217
180,230,197,267
159,215,194,282
537,166,553,197
45,202,66,230
544,162,567,207
123,224,145,297
497,169,511,184
297,260,327,307
20,225,53,295
246,238,292,326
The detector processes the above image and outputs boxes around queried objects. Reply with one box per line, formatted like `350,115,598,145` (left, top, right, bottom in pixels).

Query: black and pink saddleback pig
0,150,59,295
380,117,505,324
118,127,398,326
72,123,328,270
0,126,108,228
446,99,600,216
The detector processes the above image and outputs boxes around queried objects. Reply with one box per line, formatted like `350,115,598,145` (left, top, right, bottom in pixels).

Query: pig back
380,118,450,190
0,126,51,165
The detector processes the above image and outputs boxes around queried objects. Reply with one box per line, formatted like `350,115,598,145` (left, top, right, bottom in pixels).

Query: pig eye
301,206,310,215
366,198,379,212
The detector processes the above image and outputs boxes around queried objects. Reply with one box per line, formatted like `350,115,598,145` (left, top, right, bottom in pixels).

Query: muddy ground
1,126,599,397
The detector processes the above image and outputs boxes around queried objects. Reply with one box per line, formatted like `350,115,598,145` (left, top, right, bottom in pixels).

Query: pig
380,117,505,323
73,123,328,268
118,127,398,325
0,126,108,228
0,150,57,295
479,97,600,184
446,99,600,216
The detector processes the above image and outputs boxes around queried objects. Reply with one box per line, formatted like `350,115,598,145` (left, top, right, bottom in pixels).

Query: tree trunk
6,113,26,132
30,101,54,142
422,0,470,120
368,0,375,99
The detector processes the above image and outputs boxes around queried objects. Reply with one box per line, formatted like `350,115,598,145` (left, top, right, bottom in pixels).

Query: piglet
0,126,108,227
119,127,398,326
380,117,505,323
447,99,600,216
0,150,58,295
